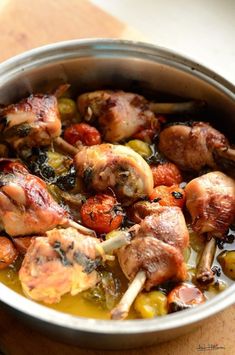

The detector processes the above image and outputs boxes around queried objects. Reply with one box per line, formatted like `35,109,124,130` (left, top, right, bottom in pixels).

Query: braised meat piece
0,159,67,236
19,228,100,303
74,143,153,202
159,122,234,172
127,200,162,224
185,171,235,238
77,90,159,142
117,210,189,290
0,94,61,149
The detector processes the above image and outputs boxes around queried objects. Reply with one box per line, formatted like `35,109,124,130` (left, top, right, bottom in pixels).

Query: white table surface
92,0,235,85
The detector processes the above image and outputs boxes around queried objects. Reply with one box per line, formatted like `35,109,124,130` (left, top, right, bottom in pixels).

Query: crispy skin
19,228,100,303
0,94,61,148
78,90,159,142
136,209,189,251
74,143,153,202
159,122,229,171
118,211,189,289
127,201,162,224
0,160,67,236
185,171,235,237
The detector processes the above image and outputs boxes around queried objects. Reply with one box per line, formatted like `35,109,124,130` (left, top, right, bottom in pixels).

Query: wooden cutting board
0,1,234,354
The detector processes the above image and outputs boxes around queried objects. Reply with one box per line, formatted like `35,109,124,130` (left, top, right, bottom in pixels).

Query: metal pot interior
0,39,234,349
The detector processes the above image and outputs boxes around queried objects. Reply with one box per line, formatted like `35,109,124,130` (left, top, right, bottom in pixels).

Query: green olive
217,250,235,280
134,291,168,318
125,140,152,158
208,280,227,294
58,97,79,121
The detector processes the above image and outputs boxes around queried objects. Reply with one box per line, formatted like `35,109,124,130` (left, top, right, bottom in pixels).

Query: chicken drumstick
0,159,93,237
111,206,189,319
185,171,235,283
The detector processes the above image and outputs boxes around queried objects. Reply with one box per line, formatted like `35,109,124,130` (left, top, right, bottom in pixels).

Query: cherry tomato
168,283,206,312
151,162,183,187
64,123,101,147
0,236,18,269
150,185,185,208
80,194,123,234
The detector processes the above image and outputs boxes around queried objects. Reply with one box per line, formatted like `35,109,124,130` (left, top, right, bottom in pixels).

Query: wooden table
0,1,234,354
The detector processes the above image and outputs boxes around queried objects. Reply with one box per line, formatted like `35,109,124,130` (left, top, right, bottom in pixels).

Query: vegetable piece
134,290,168,318
47,151,72,176
58,97,78,121
168,283,206,312
0,237,18,269
217,250,235,280
80,194,124,234
150,162,183,187
125,139,152,158
150,185,185,208
82,271,121,310
64,123,101,147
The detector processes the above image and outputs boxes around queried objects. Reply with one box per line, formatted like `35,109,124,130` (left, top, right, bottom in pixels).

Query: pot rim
0,38,234,335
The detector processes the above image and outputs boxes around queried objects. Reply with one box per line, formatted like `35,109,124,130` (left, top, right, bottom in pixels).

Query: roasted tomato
168,283,206,312
150,185,185,208
0,236,18,269
80,194,124,234
151,162,183,187
64,123,101,147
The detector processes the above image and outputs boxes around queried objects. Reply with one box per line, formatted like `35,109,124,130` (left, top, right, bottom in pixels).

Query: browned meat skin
0,160,67,236
127,200,162,224
185,171,235,238
74,143,153,202
19,227,100,304
117,211,189,290
77,90,159,142
0,94,61,149
136,209,189,251
159,122,230,171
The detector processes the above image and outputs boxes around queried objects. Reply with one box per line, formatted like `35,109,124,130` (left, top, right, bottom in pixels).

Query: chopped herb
83,167,93,186
53,241,72,266
146,153,166,165
74,251,101,274
153,197,161,203
211,266,221,277
41,165,55,180
171,191,183,199
17,124,31,137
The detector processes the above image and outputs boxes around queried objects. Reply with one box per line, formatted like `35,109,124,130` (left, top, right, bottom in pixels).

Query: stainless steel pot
0,39,234,350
